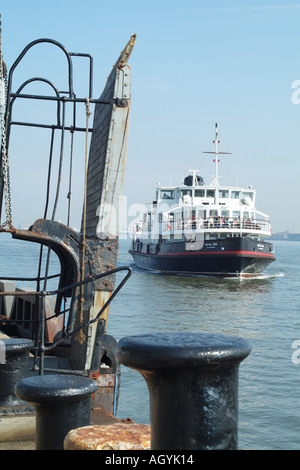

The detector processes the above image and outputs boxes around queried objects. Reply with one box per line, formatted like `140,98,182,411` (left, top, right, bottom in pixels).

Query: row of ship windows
158,189,254,200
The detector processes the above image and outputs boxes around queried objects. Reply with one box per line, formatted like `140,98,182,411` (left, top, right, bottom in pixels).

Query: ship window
160,190,174,199
219,190,229,198
180,190,192,197
206,190,215,198
231,191,240,199
242,192,253,200
221,210,229,217
232,211,240,219
210,210,218,217
195,189,205,197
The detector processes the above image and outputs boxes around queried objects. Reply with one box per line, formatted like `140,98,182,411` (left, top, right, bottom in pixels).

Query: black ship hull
129,237,275,277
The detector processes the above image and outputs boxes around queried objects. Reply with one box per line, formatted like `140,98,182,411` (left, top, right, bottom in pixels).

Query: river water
111,238,300,450
0,234,299,450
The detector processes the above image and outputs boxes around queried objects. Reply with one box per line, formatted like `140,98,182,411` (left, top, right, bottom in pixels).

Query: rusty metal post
0,338,34,407
117,332,251,450
15,374,98,450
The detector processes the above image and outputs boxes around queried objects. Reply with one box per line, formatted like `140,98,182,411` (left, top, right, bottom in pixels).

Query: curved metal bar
4,39,73,150
9,77,61,127
69,52,93,99
44,266,132,351
0,266,132,345
6,38,74,100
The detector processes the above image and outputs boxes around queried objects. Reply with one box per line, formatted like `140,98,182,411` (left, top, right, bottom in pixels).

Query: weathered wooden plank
70,34,135,372
84,39,134,238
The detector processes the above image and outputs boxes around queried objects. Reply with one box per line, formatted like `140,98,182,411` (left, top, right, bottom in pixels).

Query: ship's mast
203,123,231,187
214,124,220,186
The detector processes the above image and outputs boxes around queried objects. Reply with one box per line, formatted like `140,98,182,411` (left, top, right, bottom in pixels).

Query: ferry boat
129,124,275,277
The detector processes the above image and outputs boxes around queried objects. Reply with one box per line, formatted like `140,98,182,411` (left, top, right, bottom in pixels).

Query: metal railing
0,266,131,375
169,217,271,232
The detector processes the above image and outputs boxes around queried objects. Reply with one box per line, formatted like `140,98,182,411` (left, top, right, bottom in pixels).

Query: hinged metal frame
0,36,134,371
0,37,128,222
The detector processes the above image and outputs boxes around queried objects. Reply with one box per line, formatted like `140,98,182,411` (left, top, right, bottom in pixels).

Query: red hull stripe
156,250,275,258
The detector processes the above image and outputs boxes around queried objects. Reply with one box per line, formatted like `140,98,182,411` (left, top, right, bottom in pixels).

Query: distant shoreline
270,233,300,241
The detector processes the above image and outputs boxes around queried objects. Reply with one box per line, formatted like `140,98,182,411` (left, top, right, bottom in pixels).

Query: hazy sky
1,0,300,233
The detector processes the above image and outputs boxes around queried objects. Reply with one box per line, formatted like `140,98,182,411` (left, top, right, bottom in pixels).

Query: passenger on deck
197,216,203,228
134,228,141,242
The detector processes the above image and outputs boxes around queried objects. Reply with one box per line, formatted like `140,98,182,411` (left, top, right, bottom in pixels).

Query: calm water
0,234,299,450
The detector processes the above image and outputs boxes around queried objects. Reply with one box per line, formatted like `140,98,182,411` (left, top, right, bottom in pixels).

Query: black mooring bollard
0,338,34,408
117,332,251,450
15,374,98,450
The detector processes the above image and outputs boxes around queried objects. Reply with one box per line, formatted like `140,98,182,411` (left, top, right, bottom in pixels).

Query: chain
0,15,13,228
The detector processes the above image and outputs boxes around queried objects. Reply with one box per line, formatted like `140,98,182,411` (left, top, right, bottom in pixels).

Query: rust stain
96,374,115,387
64,423,151,450
93,290,111,328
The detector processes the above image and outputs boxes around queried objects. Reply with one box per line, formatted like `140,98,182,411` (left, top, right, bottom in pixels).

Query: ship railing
0,266,131,375
167,217,271,233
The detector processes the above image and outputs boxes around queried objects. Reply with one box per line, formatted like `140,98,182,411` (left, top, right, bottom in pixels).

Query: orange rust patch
64,423,151,450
